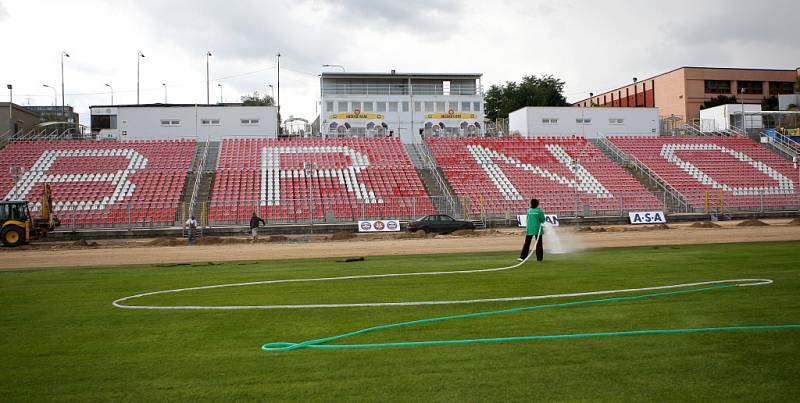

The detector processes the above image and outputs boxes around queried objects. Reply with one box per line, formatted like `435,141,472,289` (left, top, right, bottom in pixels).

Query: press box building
320,72,484,143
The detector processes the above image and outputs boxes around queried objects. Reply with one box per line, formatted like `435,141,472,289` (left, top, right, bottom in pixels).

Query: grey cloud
661,0,799,47
0,2,8,21
324,0,464,33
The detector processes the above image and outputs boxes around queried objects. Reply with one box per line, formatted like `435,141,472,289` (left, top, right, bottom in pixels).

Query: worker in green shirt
519,198,545,262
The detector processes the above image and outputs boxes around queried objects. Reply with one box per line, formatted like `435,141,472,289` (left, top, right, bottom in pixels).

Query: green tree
761,96,779,111
240,91,274,106
700,95,738,110
484,75,569,121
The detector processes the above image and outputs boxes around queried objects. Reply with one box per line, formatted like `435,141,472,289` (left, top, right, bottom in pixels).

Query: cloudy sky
1,0,798,125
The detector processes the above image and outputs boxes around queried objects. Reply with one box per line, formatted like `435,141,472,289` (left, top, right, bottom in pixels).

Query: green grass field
2,242,799,402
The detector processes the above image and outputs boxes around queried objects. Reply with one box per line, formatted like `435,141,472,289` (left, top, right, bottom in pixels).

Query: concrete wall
91,105,278,140
778,94,800,110
509,107,659,138
0,103,42,134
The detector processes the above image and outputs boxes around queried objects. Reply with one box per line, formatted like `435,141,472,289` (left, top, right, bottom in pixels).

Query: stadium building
89,104,278,140
320,72,484,143
573,67,800,127
509,106,659,137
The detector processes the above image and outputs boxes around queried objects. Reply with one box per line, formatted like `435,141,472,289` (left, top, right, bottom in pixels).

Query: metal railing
414,142,459,217
322,83,481,96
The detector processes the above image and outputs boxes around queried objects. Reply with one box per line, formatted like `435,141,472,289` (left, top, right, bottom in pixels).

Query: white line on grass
112,251,773,310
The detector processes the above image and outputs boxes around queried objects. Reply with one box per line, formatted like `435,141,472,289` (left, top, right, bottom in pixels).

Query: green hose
261,284,800,352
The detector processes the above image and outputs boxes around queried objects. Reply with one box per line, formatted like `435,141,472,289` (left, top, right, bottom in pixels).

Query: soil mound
72,239,100,247
788,218,800,226
398,230,428,239
642,224,671,231
147,238,186,247
330,232,356,241
689,221,721,228
267,235,288,242
451,229,479,237
737,219,769,227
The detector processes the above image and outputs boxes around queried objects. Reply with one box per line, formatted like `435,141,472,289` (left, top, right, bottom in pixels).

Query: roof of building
90,103,276,109
321,72,482,79
0,102,41,117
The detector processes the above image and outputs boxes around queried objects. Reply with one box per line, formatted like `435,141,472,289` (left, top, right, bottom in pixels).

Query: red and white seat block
608,136,798,209
209,137,434,222
0,139,195,225
425,136,662,214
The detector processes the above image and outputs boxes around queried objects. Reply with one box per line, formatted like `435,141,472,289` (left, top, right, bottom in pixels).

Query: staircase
761,132,799,162
178,140,220,223
403,143,463,218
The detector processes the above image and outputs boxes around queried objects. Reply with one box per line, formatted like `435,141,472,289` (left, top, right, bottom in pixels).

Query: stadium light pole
217,83,223,103
276,52,281,135
739,87,745,133
136,51,146,104
104,83,114,105
268,84,274,101
162,83,167,103
206,51,212,105
6,84,11,131
60,51,69,119
322,64,345,72
43,84,57,107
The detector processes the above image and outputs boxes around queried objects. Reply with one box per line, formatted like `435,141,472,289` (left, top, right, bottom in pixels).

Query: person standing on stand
250,212,265,242
185,215,198,245
519,198,545,262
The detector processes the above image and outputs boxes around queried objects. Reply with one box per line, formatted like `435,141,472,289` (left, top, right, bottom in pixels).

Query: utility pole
6,84,12,132
206,51,213,105
162,83,167,103
61,51,69,119
137,51,145,104
104,83,114,105
277,52,281,135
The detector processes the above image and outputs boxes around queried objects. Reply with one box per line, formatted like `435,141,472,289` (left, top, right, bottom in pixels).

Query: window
160,119,180,126
436,102,445,112
338,101,348,112
414,102,421,112
376,102,386,112
402,102,409,112
462,102,471,111
363,102,373,112
769,81,794,95
424,101,434,111
704,80,731,94
351,101,362,112
576,118,592,124
738,81,763,95
326,101,334,112
448,102,459,111
200,118,220,126
541,118,558,125
609,118,624,125
473,102,481,112
241,119,260,125
388,102,398,112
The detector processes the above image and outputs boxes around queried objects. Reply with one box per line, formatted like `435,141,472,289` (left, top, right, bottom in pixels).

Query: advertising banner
628,211,667,224
358,219,401,232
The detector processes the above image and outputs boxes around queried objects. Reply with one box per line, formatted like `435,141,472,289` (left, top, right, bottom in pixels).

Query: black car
407,214,475,234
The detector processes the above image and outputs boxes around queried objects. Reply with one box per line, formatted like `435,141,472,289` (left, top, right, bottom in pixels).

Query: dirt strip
1,219,798,270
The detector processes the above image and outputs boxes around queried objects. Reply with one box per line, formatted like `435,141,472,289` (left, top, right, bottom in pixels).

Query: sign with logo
358,220,401,232
328,109,385,120
425,111,479,119
517,214,559,227
628,211,666,224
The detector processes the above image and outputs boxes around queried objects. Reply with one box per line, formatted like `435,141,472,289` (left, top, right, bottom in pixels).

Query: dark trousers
520,234,543,261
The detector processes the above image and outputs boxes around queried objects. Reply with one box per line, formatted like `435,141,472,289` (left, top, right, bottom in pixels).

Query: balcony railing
322,83,481,96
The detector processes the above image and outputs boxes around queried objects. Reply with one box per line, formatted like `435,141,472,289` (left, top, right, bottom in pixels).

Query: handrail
596,137,691,212
187,138,211,222
414,142,459,217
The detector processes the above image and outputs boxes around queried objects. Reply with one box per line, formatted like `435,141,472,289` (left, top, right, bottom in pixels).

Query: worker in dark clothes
519,199,545,262
250,212,265,242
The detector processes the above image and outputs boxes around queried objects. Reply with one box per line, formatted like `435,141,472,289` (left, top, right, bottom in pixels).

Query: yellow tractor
1,184,59,247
